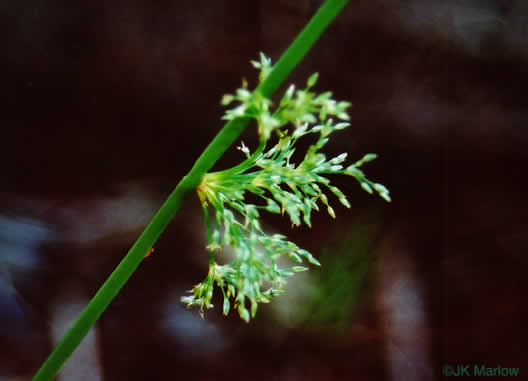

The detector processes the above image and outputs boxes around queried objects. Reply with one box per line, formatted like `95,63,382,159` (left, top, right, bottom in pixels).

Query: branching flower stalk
33,1,356,379
181,55,390,322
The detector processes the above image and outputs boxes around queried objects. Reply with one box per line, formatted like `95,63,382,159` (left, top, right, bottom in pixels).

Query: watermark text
443,365,519,377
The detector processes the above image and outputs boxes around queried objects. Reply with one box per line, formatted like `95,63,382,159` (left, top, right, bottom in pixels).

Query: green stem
208,138,267,178
202,204,216,264
256,0,349,98
32,1,349,380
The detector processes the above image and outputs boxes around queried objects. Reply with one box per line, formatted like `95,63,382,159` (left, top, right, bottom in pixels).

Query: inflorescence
181,53,390,322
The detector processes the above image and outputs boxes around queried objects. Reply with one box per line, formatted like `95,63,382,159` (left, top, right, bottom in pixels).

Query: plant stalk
32,1,349,379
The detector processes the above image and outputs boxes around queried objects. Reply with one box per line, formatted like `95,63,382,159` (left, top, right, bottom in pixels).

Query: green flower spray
182,54,390,321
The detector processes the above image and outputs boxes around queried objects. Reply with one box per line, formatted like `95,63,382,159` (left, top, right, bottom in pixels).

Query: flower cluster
181,54,390,321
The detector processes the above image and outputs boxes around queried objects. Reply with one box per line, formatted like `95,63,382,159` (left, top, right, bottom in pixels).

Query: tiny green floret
182,54,390,322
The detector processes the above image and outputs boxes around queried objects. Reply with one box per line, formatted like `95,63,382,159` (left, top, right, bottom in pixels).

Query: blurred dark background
1,0,527,380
